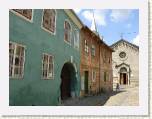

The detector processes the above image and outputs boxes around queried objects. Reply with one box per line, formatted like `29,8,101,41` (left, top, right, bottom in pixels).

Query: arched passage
60,62,77,100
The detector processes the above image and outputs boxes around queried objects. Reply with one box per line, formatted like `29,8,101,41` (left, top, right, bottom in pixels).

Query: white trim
91,44,95,56
41,9,57,35
9,42,26,79
10,9,34,23
73,29,80,50
41,53,54,80
91,70,96,82
64,19,72,46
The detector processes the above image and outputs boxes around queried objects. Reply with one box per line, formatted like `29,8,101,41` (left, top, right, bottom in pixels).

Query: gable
111,39,139,52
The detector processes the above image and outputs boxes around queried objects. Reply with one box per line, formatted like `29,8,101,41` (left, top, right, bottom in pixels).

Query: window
92,70,96,82
120,67,127,73
64,20,71,43
102,49,107,63
42,54,54,79
104,72,106,82
12,9,32,20
84,39,89,53
74,29,79,49
9,42,25,78
109,57,111,64
42,9,56,33
91,45,95,56
119,51,126,58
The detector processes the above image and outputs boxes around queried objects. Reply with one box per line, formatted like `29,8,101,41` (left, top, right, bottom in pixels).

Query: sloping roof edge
64,9,84,29
110,39,139,49
82,26,114,52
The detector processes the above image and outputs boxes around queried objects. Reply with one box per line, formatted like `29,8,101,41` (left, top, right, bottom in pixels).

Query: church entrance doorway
120,73,128,85
119,67,128,85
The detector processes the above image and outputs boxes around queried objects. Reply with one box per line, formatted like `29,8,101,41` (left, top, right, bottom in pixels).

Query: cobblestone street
60,85,139,106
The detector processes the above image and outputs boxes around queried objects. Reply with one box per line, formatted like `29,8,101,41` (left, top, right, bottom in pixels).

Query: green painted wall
9,9,81,106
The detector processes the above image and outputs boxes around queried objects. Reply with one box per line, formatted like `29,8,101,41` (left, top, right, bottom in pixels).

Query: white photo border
0,0,148,116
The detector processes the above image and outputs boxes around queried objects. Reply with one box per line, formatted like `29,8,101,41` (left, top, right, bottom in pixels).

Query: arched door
60,62,76,100
119,67,128,85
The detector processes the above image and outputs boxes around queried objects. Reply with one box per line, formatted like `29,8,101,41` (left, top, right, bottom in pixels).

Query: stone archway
60,62,77,100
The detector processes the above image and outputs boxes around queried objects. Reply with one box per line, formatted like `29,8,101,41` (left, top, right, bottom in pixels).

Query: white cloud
126,23,131,28
82,10,93,21
132,34,139,46
73,9,82,14
81,9,108,26
110,10,133,22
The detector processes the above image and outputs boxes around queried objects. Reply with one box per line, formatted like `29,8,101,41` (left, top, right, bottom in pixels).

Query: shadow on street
60,90,126,106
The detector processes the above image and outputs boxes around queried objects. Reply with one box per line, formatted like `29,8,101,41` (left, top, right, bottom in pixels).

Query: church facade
111,39,139,88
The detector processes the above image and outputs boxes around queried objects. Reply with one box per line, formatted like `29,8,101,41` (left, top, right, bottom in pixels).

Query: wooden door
84,71,89,94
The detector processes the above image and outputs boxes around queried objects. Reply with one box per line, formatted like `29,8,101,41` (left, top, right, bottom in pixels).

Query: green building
9,9,83,106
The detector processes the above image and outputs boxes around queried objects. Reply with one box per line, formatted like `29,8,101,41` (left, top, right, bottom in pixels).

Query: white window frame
9,42,26,79
41,9,57,35
74,29,80,50
64,19,72,45
42,53,54,80
91,45,95,56
10,9,34,23
84,39,89,53
92,70,96,82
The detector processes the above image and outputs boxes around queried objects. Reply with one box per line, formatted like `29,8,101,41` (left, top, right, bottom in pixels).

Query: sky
73,9,139,46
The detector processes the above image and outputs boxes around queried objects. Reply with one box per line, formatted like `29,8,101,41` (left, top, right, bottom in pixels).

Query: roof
110,39,139,49
64,9,84,29
82,26,114,52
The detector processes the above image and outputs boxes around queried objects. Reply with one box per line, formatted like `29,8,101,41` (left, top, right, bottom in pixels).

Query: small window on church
119,52,126,58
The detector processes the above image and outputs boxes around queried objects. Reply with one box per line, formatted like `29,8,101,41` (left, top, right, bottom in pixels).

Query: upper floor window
74,29,79,49
9,42,25,79
119,51,126,58
102,49,107,63
42,9,56,33
84,39,89,53
91,45,95,56
12,9,32,21
42,54,54,79
64,20,71,44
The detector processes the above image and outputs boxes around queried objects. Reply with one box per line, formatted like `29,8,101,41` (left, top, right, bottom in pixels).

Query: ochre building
80,26,113,96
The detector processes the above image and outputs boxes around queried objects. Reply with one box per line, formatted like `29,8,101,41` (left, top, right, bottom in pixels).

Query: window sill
41,26,56,35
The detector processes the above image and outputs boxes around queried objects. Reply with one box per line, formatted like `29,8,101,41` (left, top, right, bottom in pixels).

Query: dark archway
119,67,128,85
60,62,76,100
